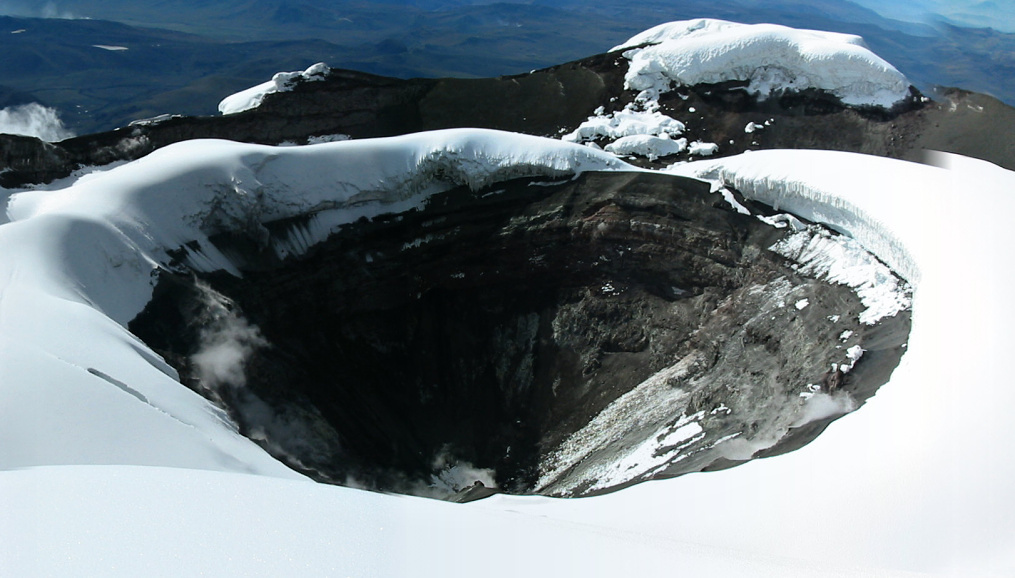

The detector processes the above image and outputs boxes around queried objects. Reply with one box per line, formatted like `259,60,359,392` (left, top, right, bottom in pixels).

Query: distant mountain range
1,0,1014,134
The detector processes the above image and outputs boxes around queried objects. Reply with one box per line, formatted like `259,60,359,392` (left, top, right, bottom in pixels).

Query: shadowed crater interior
130,171,910,500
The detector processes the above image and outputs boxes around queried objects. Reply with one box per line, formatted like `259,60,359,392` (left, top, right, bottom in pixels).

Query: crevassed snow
577,149,1013,576
675,151,917,325
218,62,330,115
613,19,911,107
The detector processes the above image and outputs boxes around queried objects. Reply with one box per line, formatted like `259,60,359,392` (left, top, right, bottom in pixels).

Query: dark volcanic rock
130,171,910,499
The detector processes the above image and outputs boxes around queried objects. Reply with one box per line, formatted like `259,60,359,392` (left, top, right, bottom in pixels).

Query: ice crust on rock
218,62,331,115
613,19,911,108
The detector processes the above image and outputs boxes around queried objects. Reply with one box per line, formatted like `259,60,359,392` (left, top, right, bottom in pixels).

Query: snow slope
2,131,1013,575
613,19,911,107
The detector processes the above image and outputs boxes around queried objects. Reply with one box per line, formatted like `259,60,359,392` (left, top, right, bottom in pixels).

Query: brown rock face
130,171,910,499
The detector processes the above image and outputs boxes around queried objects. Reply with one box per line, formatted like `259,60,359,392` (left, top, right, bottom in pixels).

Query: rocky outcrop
130,171,910,499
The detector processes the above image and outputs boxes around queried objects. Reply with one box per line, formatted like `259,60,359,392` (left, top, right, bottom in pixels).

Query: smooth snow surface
218,62,330,115
2,132,1013,576
613,19,911,107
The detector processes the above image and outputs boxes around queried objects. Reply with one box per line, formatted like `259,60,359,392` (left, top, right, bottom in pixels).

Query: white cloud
792,391,857,428
0,1,79,19
190,282,268,390
0,103,74,141
41,1,78,19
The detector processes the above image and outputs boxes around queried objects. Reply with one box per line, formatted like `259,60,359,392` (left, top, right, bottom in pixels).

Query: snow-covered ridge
218,62,331,115
613,19,911,108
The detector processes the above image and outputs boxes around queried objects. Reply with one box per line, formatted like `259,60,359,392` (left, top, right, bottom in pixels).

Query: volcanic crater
130,170,911,500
